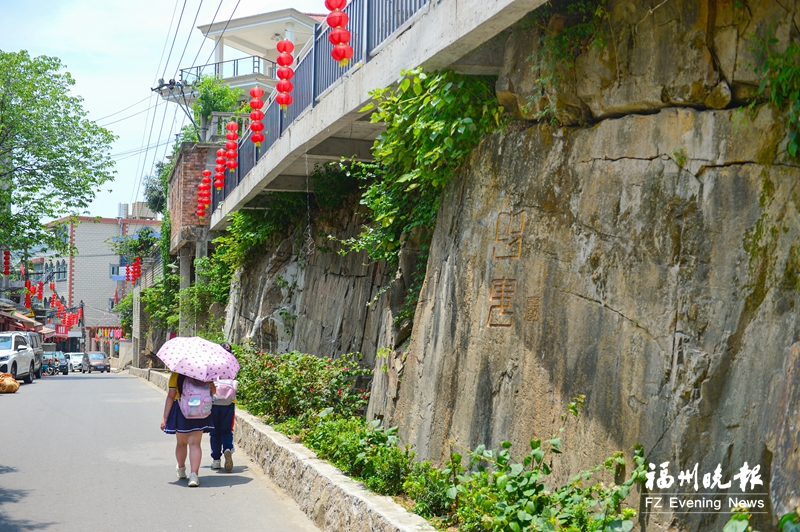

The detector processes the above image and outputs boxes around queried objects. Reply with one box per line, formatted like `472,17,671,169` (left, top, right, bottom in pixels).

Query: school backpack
213,379,238,406
178,376,213,419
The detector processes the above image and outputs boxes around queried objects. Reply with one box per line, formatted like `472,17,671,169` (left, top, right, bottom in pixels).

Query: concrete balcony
209,0,545,230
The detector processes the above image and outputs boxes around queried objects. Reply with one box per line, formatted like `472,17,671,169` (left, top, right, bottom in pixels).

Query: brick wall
169,143,214,253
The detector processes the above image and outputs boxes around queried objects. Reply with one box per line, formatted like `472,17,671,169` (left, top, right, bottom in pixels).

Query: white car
0,332,36,383
66,352,85,372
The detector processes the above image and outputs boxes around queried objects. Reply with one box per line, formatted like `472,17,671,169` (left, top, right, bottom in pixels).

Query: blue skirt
163,401,214,434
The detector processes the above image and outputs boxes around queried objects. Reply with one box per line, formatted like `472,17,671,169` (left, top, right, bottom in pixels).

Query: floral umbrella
155,336,239,381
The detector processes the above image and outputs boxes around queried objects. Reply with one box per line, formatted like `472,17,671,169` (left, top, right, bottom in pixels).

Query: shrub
235,345,371,424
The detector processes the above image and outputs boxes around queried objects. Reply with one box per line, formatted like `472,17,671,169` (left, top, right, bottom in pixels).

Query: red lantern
215,155,226,165
250,86,265,98
277,67,294,80
332,44,354,66
276,80,294,93
249,86,265,147
225,159,239,171
276,52,293,67
249,97,264,110
215,165,226,174
214,179,225,190
250,121,265,133
37,282,43,300
329,27,351,46
226,122,238,132
276,93,294,109
251,133,265,145
276,40,294,54
327,10,349,28
250,110,264,121
325,0,346,10
25,292,31,308
202,169,211,179
49,281,55,291
50,295,55,309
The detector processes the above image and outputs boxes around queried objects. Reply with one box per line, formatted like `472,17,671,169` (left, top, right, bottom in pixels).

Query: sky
0,0,326,219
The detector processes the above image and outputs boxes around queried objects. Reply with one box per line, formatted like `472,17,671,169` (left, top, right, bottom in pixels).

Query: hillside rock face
387,1,800,530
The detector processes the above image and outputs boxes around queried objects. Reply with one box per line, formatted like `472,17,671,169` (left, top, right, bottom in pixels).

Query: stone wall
225,202,424,370
387,1,800,530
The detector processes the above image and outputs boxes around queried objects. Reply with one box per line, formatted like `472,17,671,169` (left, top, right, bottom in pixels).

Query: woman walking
161,372,215,487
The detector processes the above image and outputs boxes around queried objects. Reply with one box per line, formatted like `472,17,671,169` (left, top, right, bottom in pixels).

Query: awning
40,326,56,338
0,310,42,331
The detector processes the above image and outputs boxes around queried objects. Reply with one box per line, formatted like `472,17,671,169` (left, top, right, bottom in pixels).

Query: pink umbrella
155,336,239,381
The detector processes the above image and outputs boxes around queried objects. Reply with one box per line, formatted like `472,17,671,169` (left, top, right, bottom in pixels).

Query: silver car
65,352,84,372
0,332,36,383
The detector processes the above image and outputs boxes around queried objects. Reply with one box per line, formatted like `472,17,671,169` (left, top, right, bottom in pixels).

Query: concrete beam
210,0,546,230
261,175,316,193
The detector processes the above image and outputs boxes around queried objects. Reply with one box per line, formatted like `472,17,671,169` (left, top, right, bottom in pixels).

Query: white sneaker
176,466,187,479
223,450,233,472
211,459,221,470
188,473,200,487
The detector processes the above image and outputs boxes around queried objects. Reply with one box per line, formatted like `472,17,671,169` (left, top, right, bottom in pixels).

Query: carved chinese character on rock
487,278,517,327
525,296,540,322
492,211,526,259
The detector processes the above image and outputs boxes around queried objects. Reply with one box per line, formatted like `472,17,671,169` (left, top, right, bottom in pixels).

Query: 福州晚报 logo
643,461,767,514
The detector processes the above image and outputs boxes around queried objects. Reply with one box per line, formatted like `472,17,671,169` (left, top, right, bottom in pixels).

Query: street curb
127,368,435,532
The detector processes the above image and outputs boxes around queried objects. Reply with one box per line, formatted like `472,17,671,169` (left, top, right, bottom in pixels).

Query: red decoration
50,281,55,291
276,67,294,80
325,0,346,10
275,40,295,110
202,169,212,179
37,282,43,300
3,250,9,276
25,292,31,308
326,10,349,28
223,121,239,172
50,294,56,309
276,93,294,108
249,87,265,147
332,44,354,66
326,0,352,67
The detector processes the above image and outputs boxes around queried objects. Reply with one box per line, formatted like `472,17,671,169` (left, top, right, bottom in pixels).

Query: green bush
403,461,454,518
235,345,371,424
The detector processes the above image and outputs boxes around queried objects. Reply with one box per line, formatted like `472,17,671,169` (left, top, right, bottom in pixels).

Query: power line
172,0,206,81
202,0,243,67
93,96,152,123
162,0,190,81
98,103,158,128
186,0,225,77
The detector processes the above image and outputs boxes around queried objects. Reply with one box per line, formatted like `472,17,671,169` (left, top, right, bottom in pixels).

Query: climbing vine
524,0,609,123
751,31,800,158
355,68,505,264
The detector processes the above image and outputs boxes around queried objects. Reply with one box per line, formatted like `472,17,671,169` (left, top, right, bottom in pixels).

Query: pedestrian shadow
170,472,253,489
0,469,57,531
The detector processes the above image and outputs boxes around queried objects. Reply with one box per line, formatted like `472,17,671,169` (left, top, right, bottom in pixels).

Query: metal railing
213,0,430,210
180,55,277,85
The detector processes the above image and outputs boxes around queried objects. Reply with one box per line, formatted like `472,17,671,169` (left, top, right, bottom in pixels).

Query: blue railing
213,0,429,210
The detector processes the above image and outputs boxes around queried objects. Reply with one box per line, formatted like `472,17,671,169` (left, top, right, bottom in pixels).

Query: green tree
114,292,133,337
0,50,116,255
192,75,242,124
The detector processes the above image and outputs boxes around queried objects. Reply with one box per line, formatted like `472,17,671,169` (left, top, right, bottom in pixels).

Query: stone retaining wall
128,368,433,532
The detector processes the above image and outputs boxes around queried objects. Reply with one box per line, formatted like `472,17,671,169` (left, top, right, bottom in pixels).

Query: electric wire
129,0,182,207
172,0,206,82
201,0,243,67
98,103,158,128
186,0,225,76
161,0,190,81
93,95,151,122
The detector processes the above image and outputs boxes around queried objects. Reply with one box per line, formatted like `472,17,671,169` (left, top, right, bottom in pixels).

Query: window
14,336,27,349
109,298,115,311
110,264,120,276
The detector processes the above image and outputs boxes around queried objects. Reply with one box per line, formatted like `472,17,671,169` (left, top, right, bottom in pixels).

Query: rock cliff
226,1,800,529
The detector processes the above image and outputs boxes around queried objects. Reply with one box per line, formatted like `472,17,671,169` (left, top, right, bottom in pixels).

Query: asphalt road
0,371,319,532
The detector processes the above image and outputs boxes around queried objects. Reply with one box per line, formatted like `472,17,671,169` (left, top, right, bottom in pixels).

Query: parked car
0,332,36,383
66,352,84,372
23,331,44,379
82,352,110,373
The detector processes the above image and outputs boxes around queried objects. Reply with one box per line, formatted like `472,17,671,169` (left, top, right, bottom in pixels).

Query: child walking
210,343,238,472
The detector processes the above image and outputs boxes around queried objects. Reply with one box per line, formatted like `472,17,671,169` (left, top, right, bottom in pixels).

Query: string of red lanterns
214,148,227,190
3,250,9,276
326,0,353,67
249,86,266,147
275,40,295,110
225,121,239,173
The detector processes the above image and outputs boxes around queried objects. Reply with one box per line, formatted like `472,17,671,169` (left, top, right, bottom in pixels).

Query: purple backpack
178,377,212,419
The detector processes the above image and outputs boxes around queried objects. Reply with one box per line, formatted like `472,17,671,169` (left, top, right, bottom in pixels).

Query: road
0,371,319,532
